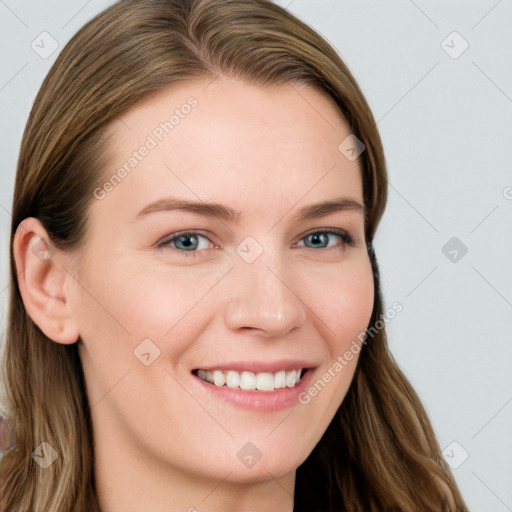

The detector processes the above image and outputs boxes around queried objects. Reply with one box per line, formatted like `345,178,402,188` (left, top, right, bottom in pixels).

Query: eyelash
156,228,355,258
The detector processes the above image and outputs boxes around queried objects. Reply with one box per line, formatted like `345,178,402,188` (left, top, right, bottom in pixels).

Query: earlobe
13,217,80,345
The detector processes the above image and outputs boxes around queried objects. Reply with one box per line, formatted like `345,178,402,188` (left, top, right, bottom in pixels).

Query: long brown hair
0,0,467,510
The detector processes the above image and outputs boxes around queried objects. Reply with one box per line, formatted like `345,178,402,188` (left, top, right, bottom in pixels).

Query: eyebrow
132,196,366,224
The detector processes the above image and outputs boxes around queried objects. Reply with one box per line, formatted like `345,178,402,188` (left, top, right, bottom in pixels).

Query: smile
194,368,305,392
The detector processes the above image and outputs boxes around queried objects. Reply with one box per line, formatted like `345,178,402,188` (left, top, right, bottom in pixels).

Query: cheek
293,259,374,444
112,262,223,335
73,258,222,413
74,257,223,355
309,259,375,353
306,258,373,403
336,271,374,345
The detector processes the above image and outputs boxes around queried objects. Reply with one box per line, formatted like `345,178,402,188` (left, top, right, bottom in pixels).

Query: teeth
197,369,212,383
226,371,240,388
274,370,286,389
213,370,226,387
256,372,274,391
240,371,257,390
196,368,304,391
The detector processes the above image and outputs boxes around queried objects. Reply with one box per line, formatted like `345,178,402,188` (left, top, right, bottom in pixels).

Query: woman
0,0,468,510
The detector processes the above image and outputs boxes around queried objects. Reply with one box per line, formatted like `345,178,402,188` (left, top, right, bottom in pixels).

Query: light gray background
1,1,511,510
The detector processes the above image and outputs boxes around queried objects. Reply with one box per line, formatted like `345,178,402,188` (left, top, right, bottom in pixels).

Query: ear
13,217,79,345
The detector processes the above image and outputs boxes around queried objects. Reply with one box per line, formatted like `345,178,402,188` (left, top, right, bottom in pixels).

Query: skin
14,78,374,512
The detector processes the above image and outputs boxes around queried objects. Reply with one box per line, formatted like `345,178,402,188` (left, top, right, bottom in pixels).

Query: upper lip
192,359,316,374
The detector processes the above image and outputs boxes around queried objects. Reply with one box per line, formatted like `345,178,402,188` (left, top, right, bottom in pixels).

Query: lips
190,363,317,412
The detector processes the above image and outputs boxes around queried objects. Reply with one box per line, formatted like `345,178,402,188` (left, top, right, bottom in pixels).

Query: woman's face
70,78,374,489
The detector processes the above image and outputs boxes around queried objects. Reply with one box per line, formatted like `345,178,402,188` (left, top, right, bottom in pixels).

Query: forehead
96,78,363,225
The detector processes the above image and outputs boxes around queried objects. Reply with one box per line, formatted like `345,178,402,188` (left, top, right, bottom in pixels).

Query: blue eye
157,231,214,255
295,229,354,250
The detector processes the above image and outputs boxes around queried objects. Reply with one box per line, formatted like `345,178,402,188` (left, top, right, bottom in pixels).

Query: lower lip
192,369,315,412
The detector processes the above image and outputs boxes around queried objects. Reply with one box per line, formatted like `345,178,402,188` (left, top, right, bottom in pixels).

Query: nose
223,253,307,338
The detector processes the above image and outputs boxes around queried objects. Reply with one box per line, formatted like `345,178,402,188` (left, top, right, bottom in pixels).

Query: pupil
310,233,327,247
178,235,196,250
